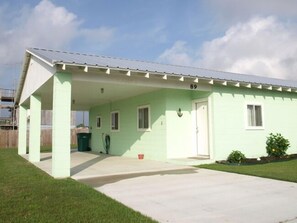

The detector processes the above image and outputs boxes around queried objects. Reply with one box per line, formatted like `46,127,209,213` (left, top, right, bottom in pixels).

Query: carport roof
27,47,297,88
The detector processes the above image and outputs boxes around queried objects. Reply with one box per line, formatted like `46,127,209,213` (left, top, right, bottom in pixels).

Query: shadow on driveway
78,168,197,187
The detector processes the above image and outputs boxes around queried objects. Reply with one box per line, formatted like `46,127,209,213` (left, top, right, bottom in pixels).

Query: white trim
191,98,211,158
222,81,227,86
26,49,54,67
244,102,265,130
96,116,102,129
110,111,120,132
137,105,151,131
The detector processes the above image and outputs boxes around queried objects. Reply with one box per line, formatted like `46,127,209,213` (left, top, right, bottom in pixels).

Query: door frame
192,98,212,159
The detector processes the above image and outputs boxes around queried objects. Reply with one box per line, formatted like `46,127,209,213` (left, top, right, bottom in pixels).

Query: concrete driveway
79,168,297,223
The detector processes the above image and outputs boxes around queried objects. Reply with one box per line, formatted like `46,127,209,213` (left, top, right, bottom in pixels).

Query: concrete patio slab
83,168,297,223
22,150,194,179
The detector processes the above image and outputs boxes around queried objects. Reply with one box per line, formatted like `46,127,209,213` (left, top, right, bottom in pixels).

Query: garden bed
217,153,297,165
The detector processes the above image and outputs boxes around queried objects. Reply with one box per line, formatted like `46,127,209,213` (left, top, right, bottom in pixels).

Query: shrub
266,133,290,157
227,150,246,163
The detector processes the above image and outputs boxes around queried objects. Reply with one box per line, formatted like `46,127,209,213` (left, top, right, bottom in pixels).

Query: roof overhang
15,48,297,109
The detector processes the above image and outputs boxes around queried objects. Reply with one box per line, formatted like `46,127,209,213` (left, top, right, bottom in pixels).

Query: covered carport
15,48,212,178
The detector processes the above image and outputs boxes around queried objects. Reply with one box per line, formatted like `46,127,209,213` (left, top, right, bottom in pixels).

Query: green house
16,48,297,178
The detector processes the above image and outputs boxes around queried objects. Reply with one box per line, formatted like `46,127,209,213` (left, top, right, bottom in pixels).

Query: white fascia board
15,52,31,105
72,72,212,92
53,62,297,94
26,49,54,67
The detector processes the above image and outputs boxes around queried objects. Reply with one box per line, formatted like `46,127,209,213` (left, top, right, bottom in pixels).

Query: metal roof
27,47,297,88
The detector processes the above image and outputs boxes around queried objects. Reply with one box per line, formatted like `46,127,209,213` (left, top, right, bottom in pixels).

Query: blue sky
1,0,297,90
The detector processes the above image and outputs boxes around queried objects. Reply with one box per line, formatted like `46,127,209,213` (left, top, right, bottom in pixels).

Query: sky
1,0,297,89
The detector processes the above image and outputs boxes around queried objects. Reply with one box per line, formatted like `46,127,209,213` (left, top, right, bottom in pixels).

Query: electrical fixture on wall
101,88,104,94
177,108,183,117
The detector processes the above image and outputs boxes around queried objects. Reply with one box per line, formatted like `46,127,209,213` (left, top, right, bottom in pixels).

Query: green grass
0,148,157,223
199,159,297,183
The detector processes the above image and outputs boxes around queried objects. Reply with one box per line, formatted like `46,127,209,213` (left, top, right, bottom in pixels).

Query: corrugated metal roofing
27,47,297,88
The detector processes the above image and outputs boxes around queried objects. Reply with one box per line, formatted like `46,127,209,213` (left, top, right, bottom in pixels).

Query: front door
195,101,209,157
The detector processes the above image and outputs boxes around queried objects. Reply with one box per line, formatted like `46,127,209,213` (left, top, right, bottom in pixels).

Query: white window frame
137,105,151,131
245,102,264,130
110,111,120,132
96,116,102,129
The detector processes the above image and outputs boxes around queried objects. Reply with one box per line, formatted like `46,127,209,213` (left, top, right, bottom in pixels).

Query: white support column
18,105,27,155
52,72,72,178
29,95,41,162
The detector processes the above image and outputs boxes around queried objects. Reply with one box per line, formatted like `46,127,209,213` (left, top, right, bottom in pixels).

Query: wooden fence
0,128,88,148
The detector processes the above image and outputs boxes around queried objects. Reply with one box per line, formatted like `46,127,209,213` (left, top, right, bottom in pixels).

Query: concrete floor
23,151,297,223
22,150,193,179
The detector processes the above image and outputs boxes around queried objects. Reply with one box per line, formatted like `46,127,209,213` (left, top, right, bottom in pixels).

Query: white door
195,101,209,157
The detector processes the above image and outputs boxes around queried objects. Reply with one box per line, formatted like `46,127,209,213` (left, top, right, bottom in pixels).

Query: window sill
245,126,265,130
137,128,151,132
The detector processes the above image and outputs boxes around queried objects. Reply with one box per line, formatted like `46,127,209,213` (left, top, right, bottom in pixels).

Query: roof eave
14,51,31,106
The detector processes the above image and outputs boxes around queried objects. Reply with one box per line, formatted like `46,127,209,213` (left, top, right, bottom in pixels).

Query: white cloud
158,41,193,66
0,0,80,65
158,16,297,80
0,0,116,76
0,0,117,88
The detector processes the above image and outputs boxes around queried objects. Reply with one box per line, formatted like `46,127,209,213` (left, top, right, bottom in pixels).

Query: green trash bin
77,133,91,151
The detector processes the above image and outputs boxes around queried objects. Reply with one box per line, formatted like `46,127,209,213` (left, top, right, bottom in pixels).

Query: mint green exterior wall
89,89,210,160
165,89,211,158
90,85,297,162
212,86,297,160
89,90,168,161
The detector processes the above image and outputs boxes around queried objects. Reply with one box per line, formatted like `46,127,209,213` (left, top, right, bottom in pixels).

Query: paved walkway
80,169,297,223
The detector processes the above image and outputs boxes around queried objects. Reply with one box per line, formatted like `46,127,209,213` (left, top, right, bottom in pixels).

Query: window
96,116,101,129
111,111,119,131
246,104,263,128
138,106,150,130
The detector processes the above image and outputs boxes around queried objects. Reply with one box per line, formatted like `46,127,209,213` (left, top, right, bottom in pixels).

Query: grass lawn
0,148,157,223
199,159,297,183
